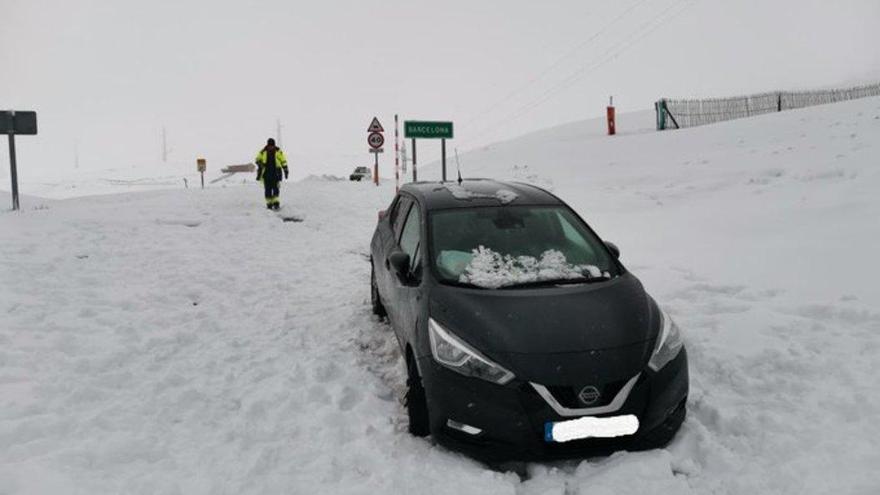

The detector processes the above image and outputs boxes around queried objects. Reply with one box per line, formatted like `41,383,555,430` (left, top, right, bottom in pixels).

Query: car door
389,200,424,345
374,195,413,318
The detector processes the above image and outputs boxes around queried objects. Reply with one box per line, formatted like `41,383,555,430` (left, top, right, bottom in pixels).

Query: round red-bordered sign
368,132,385,149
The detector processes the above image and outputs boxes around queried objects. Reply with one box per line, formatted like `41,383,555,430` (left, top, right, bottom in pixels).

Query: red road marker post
607,96,616,136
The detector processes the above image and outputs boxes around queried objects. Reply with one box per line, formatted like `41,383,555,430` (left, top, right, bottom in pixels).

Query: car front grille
545,378,628,408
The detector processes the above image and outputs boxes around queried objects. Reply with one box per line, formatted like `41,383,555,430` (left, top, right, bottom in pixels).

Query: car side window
392,197,413,240
385,196,400,224
398,203,422,276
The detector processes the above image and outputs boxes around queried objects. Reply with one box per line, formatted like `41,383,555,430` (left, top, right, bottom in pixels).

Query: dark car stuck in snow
369,179,688,461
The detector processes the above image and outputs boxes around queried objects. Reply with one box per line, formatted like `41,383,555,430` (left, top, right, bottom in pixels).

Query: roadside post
1,110,38,211
394,114,400,192
367,117,384,186
411,138,417,181
404,120,453,181
401,142,408,175
197,158,206,189
441,139,446,179
607,96,616,136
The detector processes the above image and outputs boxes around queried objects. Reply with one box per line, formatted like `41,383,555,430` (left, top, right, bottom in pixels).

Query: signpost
394,114,400,192
196,158,206,189
1,110,38,211
404,120,453,182
367,117,384,186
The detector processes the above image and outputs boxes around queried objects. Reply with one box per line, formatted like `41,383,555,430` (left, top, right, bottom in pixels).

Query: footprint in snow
337,386,363,411
308,385,332,405
314,362,342,382
156,219,201,228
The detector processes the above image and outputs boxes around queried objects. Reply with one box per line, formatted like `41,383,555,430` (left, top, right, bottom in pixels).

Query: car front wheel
405,353,430,437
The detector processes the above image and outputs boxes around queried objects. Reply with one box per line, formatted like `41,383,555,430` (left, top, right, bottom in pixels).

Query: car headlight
428,318,515,385
648,309,684,371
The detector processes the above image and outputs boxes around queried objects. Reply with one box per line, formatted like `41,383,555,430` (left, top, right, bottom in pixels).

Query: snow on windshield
458,246,605,289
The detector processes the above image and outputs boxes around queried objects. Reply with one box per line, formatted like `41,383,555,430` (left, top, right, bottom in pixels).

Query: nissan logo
578,385,601,405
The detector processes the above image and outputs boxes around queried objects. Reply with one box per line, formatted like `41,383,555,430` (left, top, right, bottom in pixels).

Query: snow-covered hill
450,98,880,306
1,98,879,494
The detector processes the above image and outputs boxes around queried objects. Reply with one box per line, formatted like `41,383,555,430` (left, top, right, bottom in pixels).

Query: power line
509,0,693,120
463,0,653,127
462,0,697,148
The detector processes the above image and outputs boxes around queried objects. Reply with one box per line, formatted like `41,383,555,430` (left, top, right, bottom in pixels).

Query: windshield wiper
502,275,610,289
443,280,483,289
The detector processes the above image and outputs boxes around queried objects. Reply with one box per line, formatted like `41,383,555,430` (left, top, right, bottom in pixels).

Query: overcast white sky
2,0,878,180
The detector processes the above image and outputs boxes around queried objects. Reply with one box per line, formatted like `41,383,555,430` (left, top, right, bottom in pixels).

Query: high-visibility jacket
255,146,288,182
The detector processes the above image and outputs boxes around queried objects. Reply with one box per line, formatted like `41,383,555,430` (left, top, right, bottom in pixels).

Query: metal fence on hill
655,82,880,130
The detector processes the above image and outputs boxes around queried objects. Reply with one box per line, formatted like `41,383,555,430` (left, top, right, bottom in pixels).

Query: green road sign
404,121,453,139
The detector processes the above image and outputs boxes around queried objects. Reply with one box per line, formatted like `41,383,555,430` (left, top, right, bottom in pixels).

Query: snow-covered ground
0,163,253,200
1,98,879,494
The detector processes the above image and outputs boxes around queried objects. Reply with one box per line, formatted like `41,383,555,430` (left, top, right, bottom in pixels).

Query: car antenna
455,148,463,185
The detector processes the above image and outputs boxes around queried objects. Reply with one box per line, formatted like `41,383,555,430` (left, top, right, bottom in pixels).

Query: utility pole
455,147,462,184
74,140,79,169
162,126,168,163
276,118,283,148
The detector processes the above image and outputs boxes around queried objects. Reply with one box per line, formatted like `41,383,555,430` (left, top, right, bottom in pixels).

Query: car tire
370,264,387,317
405,353,431,437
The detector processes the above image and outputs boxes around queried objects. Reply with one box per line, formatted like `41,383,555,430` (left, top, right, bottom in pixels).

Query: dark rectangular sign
404,120,453,139
0,111,38,135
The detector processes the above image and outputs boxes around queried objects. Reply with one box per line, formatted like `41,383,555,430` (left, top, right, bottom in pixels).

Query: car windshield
430,206,618,289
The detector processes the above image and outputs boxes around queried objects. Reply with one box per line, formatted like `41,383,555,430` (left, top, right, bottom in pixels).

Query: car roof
399,179,562,211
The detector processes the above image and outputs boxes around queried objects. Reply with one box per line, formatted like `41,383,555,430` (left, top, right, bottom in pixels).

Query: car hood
428,273,659,383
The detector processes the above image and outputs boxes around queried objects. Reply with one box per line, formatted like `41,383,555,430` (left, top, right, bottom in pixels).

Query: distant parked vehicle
350,166,372,181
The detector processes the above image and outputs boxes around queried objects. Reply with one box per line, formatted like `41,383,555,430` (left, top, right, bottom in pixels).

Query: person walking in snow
255,138,289,210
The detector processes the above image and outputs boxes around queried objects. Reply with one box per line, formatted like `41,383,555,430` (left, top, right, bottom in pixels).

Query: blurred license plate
544,415,639,443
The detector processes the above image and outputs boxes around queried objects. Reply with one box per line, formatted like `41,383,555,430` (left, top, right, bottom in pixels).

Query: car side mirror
378,209,387,221
605,241,620,259
388,250,411,281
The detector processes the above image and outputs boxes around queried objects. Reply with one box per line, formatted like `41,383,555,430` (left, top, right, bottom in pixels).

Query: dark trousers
264,180,280,207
